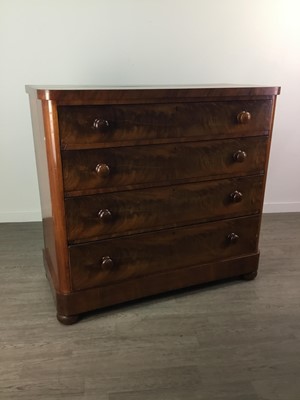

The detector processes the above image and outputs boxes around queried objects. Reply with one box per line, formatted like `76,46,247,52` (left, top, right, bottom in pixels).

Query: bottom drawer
69,215,260,291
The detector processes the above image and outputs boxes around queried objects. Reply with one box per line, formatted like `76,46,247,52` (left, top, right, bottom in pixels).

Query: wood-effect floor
0,213,299,400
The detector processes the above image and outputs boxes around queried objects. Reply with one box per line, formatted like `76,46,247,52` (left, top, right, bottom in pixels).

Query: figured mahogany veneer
26,85,280,324
69,215,260,291
65,175,264,242
62,137,268,193
58,100,273,148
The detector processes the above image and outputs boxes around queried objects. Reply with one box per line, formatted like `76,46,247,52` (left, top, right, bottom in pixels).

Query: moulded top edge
25,84,281,102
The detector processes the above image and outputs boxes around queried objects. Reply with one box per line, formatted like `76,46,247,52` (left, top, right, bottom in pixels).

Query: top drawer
58,100,273,148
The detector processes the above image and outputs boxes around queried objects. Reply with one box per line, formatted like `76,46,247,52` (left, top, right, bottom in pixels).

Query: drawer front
69,215,260,290
62,136,268,193
58,100,273,147
65,175,264,242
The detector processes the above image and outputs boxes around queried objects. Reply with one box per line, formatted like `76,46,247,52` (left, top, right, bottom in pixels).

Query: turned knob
101,256,114,270
227,233,239,244
230,190,243,203
93,118,110,130
233,150,247,163
95,163,110,177
237,111,251,124
98,209,112,222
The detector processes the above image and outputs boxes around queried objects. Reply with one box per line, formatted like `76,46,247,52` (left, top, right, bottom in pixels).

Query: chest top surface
25,85,281,104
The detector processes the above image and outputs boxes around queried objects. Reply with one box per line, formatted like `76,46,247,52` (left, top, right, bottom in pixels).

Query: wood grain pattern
69,215,260,291
62,136,268,193
65,175,264,242
58,253,260,316
58,100,272,148
26,85,280,324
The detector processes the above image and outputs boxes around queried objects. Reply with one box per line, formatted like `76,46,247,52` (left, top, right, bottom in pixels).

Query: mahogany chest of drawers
26,85,280,324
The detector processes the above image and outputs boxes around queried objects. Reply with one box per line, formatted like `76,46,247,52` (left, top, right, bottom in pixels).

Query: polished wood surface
26,85,280,323
65,175,263,242
62,137,268,193
58,100,272,147
1,214,299,399
25,84,281,103
62,254,260,315
28,98,71,294
69,215,260,291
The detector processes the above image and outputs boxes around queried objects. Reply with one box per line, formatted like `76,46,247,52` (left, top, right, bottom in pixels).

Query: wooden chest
26,85,280,324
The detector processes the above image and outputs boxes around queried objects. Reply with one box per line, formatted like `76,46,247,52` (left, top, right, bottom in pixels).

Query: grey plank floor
0,213,299,399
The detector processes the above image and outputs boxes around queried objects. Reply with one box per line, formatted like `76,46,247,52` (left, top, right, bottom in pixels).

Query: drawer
62,136,268,193
65,175,264,242
69,215,260,290
58,100,273,148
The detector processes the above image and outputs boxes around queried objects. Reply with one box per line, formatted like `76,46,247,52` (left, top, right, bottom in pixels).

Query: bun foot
57,313,80,325
242,270,258,281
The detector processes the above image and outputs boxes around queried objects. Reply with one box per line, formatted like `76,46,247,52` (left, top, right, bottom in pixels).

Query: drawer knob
95,163,110,177
93,118,109,130
227,232,239,243
101,256,114,270
230,190,243,203
98,208,112,222
233,150,247,163
237,111,251,124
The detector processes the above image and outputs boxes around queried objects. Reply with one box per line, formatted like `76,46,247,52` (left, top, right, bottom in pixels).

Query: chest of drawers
26,85,280,324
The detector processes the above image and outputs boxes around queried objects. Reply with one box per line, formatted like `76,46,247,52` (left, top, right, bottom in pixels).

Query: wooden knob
101,256,114,270
233,150,247,163
95,163,110,177
98,209,112,222
93,118,109,130
237,111,251,124
230,190,243,203
227,233,239,244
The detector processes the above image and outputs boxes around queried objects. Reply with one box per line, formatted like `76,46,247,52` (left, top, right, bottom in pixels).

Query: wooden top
25,85,281,104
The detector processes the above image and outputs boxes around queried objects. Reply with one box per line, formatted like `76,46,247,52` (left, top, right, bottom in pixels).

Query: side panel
29,96,71,293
